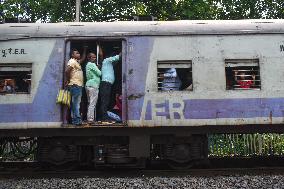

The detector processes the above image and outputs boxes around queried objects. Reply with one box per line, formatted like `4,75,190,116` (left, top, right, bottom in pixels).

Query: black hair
70,48,78,57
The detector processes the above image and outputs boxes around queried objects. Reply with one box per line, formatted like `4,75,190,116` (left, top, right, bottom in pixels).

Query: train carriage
0,20,284,168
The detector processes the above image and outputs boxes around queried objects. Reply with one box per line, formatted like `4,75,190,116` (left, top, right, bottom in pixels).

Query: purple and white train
0,20,284,168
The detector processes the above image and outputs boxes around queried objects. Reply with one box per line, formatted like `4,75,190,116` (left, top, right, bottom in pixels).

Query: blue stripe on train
139,98,284,121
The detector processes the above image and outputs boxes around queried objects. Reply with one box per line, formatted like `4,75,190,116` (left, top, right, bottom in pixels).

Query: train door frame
121,39,127,122
62,40,71,124
63,38,127,124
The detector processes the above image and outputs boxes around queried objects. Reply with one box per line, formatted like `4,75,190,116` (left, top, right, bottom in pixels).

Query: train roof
1,19,284,40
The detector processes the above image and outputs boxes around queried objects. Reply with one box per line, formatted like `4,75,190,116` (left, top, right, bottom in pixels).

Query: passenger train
0,20,284,168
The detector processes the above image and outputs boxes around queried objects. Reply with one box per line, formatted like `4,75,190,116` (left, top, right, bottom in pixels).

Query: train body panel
0,39,64,128
127,34,284,126
0,20,284,128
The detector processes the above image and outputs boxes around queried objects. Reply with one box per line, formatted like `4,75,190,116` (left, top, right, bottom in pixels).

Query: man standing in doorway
99,52,121,123
65,47,87,126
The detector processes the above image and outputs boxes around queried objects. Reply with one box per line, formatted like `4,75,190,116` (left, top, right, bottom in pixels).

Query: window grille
0,63,32,94
225,59,260,90
157,60,192,91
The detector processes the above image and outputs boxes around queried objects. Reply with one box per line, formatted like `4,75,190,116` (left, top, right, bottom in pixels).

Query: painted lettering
155,100,170,119
280,45,284,52
144,100,185,120
171,102,184,119
0,48,27,57
145,100,152,120
2,49,7,57
20,49,26,54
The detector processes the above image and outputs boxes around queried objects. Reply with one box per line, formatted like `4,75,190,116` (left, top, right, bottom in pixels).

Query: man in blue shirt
161,68,181,91
99,53,121,122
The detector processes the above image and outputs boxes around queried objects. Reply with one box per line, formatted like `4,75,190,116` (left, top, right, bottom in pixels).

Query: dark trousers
99,81,112,120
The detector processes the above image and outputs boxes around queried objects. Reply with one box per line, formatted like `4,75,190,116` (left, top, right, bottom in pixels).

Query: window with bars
157,60,192,91
225,59,260,90
0,63,32,94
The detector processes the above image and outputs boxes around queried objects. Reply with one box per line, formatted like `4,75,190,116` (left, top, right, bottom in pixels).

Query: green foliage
214,0,284,19
1,0,284,22
176,0,218,20
80,0,137,22
0,138,36,162
261,0,284,19
209,134,284,157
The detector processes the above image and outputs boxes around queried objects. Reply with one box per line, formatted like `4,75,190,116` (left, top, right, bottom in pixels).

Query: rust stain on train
269,111,273,124
128,94,144,100
128,69,133,75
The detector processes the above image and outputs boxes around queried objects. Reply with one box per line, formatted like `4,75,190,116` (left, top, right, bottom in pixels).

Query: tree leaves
1,0,284,23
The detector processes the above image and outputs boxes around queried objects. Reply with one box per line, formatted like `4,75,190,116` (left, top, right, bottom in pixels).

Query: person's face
240,72,245,79
0,80,4,87
72,51,81,60
88,53,97,63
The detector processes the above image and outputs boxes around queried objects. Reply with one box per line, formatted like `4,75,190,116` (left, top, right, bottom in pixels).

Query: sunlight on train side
225,59,261,90
157,60,192,91
0,63,32,94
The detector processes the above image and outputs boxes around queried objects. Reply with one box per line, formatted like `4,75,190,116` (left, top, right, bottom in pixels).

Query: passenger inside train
85,50,103,124
225,66,260,90
225,59,260,90
65,47,87,126
234,71,256,89
98,52,122,123
157,61,192,91
0,70,31,94
159,68,181,91
65,40,122,125
0,79,15,93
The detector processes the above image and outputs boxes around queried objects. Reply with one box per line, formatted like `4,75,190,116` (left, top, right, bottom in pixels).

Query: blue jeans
69,85,82,125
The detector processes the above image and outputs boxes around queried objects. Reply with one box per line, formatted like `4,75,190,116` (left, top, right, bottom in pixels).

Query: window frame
157,60,193,92
0,63,32,95
225,59,261,91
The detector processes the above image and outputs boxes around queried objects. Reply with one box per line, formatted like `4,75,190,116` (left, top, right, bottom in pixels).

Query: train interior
157,60,193,91
0,63,32,94
67,40,123,124
225,59,261,90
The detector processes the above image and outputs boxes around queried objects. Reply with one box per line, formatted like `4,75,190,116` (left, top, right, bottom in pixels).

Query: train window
157,60,192,91
0,63,32,94
225,59,261,90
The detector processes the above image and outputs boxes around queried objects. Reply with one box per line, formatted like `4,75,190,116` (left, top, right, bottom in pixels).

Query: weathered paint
126,37,154,121
126,34,284,126
1,20,284,40
141,98,284,119
1,21,284,128
0,39,64,127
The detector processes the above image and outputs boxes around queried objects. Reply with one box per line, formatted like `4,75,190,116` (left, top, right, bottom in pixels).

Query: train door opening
65,39,123,124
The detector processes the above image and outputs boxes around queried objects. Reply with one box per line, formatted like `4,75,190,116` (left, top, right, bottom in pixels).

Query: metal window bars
225,59,261,90
157,60,192,91
0,63,32,94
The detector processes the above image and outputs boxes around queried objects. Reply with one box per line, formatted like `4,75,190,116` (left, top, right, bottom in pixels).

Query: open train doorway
64,39,124,125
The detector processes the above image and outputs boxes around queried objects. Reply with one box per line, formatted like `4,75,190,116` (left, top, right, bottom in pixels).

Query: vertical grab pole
63,41,71,124
96,43,99,66
75,0,81,22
